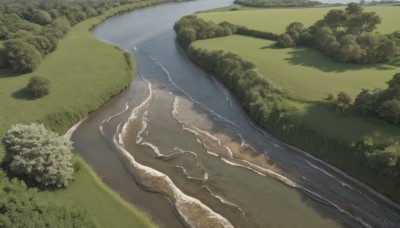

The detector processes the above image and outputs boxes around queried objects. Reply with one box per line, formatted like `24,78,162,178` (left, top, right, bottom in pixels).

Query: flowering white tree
2,123,74,187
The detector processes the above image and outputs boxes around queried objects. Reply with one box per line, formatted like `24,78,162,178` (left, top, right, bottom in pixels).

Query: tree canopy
278,3,400,64
2,123,74,187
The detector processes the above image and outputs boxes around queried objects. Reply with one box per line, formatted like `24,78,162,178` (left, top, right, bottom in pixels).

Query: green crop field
197,6,400,35
192,35,400,141
0,5,155,228
193,35,399,101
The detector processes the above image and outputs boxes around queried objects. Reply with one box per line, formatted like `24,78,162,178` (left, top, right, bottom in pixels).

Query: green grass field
193,35,399,100
197,6,400,35
192,35,400,141
37,156,155,228
0,4,157,227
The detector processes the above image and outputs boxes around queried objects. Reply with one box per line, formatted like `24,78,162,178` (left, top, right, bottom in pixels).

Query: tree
277,33,295,48
379,100,400,125
32,9,52,25
2,123,74,187
335,91,352,115
345,2,364,16
28,75,51,98
25,35,55,57
323,9,347,31
346,12,381,35
0,171,95,227
3,39,42,73
285,22,304,43
335,34,366,62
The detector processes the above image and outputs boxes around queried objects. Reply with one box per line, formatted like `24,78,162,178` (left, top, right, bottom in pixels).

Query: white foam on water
134,46,137,51
207,151,220,157
304,160,356,190
210,76,233,107
64,117,87,140
175,166,204,181
203,172,209,181
136,111,149,144
113,124,233,228
239,159,298,188
300,187,372,228
121,79,153,138
174,147,198,159
221,158,266,177
102,102,130,125
203,185,246,217
151,57,240,129
141,141,163,157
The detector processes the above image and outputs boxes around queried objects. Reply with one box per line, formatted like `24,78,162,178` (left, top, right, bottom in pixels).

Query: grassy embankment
0,1,170,227
184,5,400,201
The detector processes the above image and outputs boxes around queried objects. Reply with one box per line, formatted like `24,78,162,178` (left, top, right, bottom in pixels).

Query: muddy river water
71,0,400,227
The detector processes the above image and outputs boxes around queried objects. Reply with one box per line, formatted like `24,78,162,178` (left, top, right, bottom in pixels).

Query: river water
71,0,400,227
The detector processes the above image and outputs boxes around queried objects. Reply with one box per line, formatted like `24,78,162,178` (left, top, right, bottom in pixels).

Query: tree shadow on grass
261,45,399,73
12,87,35,100
0,68,18,78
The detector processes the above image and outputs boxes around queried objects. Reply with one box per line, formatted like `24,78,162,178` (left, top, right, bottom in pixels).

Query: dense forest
174,13,400,202
233,0,320,8
277,3,400,63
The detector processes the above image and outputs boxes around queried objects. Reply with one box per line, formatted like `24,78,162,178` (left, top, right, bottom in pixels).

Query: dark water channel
71,0,400,227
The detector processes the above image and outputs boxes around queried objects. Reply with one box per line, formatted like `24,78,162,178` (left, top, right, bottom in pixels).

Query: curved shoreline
181,38,400,211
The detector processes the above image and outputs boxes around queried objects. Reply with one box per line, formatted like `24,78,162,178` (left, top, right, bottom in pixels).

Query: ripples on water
71,0,400,227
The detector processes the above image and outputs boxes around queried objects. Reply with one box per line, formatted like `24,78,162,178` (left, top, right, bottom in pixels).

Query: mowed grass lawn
192,35,400,141
197,6,400,35
0,6,155,228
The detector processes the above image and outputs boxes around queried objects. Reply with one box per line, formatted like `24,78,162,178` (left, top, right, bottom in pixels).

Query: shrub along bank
174,14,400,203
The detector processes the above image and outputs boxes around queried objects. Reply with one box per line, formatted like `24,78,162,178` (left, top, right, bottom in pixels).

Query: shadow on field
12,87,34,100
0,69,17,78
283,47,399,73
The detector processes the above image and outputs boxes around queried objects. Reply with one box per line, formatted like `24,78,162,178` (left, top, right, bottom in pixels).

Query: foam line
151,56,241,129
113,124,233,227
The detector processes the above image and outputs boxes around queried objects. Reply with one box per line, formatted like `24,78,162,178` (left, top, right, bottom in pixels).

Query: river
71,0,400,227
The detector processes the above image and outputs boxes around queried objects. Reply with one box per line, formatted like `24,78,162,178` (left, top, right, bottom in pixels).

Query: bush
28,75,51,98
0,171,95,227
2,123,74,187
277,33,295,48
3,39,42,73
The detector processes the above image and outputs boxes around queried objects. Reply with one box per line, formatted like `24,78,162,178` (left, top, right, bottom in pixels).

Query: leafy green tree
3,39,42,73
335,91,352,115
28,75,51,98
379,100,400,125
335,34,366,62
323,9,347,31
32,9,52,25
345,2,364,16
285,22,304,43
25,35,55,57
353,88,380,115
277,33,295,48
2,123,74,187
346,12,381,35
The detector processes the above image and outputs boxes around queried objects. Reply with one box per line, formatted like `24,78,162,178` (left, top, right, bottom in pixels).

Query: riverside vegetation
0,0,174,226
174,3,400,203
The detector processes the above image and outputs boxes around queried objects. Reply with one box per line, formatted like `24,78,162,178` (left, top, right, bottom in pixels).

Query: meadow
193,35,400,141
0,2,167,227
193,35,400,101
197,6,400,35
